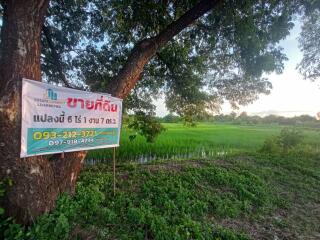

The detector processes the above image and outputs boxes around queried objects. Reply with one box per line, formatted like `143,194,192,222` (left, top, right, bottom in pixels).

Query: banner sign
21,79,122,158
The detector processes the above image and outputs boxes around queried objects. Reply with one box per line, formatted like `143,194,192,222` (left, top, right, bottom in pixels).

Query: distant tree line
159,112,320,128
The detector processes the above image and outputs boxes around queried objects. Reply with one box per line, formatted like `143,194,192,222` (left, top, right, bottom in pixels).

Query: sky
154,20,320,118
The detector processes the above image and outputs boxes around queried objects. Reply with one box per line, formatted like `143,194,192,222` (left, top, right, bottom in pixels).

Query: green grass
2,123,320,239
3,160,271,239
74,162,270,239
4,152,319,239
87,123,320,162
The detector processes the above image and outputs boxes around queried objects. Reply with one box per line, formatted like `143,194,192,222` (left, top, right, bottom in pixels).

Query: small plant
260,137,281,153
128,111,166,142
0,181,5,216
0,181,28,240
278,128,304,153
260,128,304,153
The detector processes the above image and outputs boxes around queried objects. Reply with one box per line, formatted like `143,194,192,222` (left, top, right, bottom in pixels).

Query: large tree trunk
0,0,86,224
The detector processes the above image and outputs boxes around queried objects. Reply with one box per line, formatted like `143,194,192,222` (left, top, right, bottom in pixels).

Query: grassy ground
1,124,320,239
16,152,319,239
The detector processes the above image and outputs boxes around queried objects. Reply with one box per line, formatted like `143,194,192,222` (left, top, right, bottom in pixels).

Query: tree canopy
38,0,300,118
298,1,320,81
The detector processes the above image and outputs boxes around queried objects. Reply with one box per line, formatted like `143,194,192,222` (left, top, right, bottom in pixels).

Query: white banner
21,79,122,157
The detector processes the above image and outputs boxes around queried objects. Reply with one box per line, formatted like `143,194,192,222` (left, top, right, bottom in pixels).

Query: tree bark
0,0,86,224
108,0,221,98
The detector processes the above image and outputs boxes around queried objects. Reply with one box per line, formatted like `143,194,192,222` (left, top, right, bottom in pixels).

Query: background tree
298,1,320,81
162,113,181,123
0,0,306,223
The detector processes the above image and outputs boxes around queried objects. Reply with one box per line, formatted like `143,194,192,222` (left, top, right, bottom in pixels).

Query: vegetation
1,123,320,239
298,4,320,81
160,112,320,127
87,123,320,162
212,113,320,127
1,0,319,230
260,128,304,153
128,111,166,143
0,182,5,216
39,0,300,116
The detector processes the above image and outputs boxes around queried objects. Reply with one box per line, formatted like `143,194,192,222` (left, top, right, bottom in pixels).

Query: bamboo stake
113,147,116,196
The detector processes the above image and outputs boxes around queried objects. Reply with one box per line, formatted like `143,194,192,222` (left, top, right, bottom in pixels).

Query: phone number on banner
33,130,98,140
49,138,94,146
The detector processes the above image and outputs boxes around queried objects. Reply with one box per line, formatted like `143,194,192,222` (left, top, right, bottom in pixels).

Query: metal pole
113,147,116,196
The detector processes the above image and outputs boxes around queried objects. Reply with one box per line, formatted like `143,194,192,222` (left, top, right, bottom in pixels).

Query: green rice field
87,123,320,162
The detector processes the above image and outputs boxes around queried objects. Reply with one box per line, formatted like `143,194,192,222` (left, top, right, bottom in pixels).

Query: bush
128,111,166,142
260,128,304,153
0,181,106,240
0,181,5,216
260,137,281,153
278,128,304,153
0,181,28,240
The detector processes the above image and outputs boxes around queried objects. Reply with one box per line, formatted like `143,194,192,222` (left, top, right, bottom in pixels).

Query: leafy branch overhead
298,6,320,81
41,0,306,117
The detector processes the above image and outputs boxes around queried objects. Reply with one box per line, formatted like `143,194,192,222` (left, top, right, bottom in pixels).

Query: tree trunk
0,0,86,224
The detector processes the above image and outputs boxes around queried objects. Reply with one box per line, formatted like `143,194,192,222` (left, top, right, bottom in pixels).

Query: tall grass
86,123,320,163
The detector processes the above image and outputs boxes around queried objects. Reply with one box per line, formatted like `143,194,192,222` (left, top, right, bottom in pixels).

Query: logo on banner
46,89,58,100
34,88,64,109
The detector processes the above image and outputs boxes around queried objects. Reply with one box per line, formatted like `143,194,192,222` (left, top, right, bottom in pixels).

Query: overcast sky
154,20,320,118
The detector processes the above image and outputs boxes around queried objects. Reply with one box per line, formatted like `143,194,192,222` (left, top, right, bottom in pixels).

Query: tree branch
43,25,72,88
107,0,222,99
156,52,174,74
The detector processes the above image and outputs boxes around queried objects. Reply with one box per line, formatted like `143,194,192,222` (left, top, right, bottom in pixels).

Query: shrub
0,181,4,216
0,181,28,240
260,128,304,153
260,137,281,153
278,128,304,153
128,111,166,142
